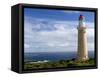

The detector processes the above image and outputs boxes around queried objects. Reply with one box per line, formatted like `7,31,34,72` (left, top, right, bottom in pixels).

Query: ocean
24,51,94,62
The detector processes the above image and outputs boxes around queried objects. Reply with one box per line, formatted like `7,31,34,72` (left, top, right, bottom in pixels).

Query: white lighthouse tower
77,15,88,61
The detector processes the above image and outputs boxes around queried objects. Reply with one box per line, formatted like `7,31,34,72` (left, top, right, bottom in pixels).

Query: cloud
24,17,94,52
25,44,30,48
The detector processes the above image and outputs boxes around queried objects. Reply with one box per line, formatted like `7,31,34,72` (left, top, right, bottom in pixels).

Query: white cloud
47,42,69,47
24,17,94,52
25,44,30,48
87,28,94,37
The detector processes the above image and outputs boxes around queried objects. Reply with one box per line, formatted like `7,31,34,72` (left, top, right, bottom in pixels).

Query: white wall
0,0,99,77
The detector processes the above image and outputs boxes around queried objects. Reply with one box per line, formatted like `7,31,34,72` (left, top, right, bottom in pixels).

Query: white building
77,15,89,61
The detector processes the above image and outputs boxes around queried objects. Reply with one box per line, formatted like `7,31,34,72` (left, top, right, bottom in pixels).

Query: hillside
24,58,95,70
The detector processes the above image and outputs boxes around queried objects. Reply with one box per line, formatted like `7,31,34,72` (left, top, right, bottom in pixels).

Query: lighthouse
77,15,88,61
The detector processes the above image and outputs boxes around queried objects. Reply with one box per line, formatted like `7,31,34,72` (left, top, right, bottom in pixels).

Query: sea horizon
24,51,94,62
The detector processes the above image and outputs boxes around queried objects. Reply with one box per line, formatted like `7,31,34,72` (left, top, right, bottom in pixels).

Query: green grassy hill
24,58,95,70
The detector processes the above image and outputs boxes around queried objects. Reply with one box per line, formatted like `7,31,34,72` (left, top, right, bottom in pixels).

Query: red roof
79,15,84,20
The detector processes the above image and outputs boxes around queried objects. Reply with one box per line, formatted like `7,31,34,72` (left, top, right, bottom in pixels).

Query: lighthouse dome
79,15,85,20
79,15,86,27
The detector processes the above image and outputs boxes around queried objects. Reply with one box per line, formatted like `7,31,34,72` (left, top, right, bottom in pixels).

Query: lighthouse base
76,56,89,61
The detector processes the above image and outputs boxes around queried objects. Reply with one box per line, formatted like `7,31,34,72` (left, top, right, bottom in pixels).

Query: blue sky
24,8,94,22
24,8,94,53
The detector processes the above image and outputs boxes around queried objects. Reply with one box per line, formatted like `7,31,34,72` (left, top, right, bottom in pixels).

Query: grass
24,58,95,70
